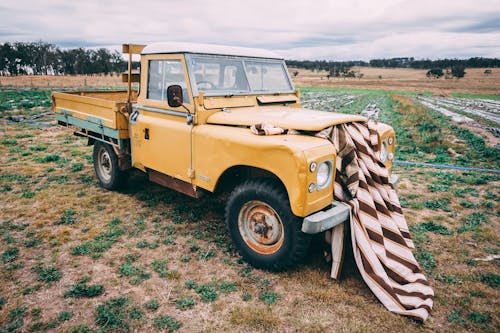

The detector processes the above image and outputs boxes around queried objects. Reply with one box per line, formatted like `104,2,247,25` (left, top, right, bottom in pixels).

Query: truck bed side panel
52,91,136,139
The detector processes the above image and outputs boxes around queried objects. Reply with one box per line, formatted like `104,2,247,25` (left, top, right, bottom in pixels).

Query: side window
147,60,189,103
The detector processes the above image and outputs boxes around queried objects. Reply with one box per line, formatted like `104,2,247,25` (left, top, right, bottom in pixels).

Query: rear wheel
93,141,126,190
226,179,311,271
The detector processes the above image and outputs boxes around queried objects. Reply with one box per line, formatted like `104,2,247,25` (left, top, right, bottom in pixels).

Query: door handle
143,128,149,140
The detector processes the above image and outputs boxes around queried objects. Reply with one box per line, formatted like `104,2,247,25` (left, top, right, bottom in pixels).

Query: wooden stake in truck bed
52,42,397,272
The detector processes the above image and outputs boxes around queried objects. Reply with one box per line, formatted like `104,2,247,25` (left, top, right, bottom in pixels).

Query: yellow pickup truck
52,43,396,271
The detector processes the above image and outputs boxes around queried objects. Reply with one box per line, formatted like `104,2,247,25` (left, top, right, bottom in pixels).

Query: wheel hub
97,148,112,181
238,200,284,254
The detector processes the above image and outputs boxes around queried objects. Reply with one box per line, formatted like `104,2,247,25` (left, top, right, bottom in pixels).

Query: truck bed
52,90,138,140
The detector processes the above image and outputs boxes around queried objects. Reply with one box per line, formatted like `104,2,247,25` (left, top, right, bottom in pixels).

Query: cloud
0,0,499,60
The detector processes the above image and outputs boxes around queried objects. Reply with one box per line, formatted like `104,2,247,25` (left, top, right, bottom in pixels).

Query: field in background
1,67,499,95
0,79,499,332
291,67,500,95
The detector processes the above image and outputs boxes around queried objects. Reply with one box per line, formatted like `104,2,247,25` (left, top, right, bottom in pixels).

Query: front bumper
301,201,350,234
301,174,399,234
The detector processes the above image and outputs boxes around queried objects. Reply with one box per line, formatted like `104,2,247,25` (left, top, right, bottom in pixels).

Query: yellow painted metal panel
207,106,367,131
52,91,135,139
192,125,335,217
256,95,298,104
122,44,146,54
130,110,192,183
203,95,256,109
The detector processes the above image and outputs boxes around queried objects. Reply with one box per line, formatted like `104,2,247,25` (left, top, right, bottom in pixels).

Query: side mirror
167,85,183,108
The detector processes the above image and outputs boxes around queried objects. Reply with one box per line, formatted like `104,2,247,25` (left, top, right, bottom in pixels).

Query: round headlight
388,136,394,145
380,140,388,163
309,162,317,172
316,161,332,189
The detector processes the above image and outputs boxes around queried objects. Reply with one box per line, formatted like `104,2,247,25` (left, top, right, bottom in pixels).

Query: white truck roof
142,42,282,59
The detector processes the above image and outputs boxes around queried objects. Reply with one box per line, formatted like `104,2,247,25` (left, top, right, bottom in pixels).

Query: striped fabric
317,121,434,321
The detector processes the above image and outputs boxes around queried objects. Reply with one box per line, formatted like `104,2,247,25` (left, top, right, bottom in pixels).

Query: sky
1,0,499,61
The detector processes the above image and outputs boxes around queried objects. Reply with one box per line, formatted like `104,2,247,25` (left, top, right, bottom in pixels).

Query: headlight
380,140,388,163
316,161,333,190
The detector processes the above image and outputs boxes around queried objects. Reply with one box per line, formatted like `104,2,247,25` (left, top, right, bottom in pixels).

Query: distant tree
426,68,444,78
451,65,466,79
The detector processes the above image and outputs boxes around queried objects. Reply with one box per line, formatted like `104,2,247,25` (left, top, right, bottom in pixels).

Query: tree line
1,41,498,77
0,41,128,76
286,56,499,72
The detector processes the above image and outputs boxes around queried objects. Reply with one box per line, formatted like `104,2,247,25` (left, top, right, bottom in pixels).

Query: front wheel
225,179,311,271
92,141,126,190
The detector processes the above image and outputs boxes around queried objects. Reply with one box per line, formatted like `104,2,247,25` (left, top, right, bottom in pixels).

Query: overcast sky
1,0,499,60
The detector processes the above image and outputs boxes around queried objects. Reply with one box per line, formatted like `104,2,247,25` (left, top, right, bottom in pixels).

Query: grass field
0,83,499,332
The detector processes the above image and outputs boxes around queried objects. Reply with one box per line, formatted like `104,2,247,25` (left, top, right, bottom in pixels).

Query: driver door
130,55,194,184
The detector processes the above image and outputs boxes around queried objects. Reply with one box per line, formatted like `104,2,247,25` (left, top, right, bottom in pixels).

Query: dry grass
1,66,500,95
0,86,498,332
0,74,127,89
291,67,500,95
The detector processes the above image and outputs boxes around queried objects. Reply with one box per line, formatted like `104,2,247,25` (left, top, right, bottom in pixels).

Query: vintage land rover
52,43,396,271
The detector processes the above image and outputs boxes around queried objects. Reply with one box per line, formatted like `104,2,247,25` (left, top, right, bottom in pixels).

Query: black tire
92,141,126,190
226,179,311,271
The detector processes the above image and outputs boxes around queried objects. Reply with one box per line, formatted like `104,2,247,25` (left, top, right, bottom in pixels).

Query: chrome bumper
301,201,350,234
301,174,399,234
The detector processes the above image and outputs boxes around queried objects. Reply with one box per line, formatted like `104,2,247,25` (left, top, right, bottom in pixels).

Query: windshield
187,54,294,96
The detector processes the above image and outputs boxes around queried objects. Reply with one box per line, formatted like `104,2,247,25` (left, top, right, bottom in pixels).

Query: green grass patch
2,247,19,263
58,209,77,225
64,283,105,298
411,221,453,236
143,299,160,312
21,190,36,198
478,272,499,288
423,198,451,211
34,154,60,163
447,309,466,327
467,311,491,326
218,281,237,294
70,218,124,258
259,291,280,305
95,297,134,332
457,212,489,233
195,284,218,303
151,260,168,278
175,297,196,310
451,92,500,100
32,264,62,283
0,91,51,110
153,315,181,332
414,247,436,274
71,162,84,172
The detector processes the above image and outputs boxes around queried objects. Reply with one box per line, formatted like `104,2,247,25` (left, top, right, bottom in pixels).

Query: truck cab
52,42,397,271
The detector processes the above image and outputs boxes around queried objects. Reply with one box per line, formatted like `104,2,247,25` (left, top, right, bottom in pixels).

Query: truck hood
206,106,366,131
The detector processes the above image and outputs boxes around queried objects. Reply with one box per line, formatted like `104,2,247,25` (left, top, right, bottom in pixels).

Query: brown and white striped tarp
317,121,433,321
252,121,434,321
